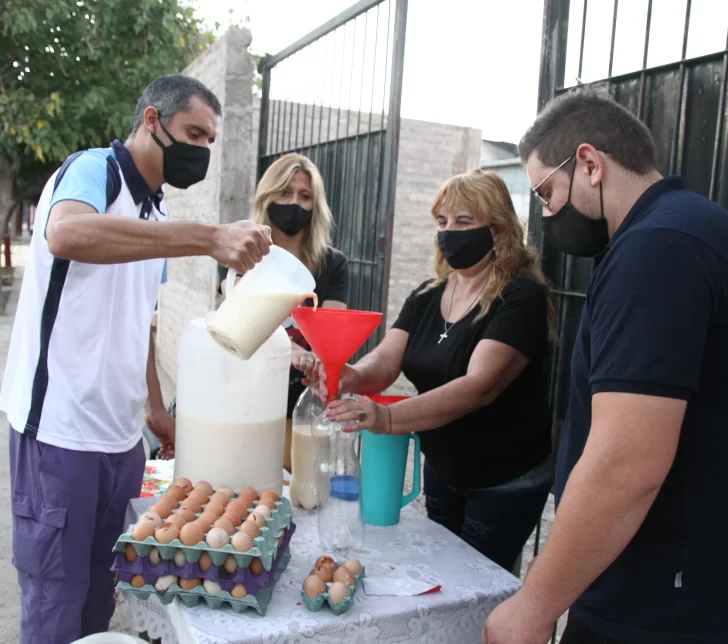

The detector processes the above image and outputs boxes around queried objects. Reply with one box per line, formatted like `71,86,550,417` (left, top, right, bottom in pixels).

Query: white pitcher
207,245,315,360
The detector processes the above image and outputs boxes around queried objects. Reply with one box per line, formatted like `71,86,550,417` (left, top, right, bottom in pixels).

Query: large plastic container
174,318,291,494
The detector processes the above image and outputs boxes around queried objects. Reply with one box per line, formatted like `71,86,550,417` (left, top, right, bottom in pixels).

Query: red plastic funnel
292,308,382,402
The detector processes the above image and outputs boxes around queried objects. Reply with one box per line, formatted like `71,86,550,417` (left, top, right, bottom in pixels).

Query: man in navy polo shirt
0,75,272,642
482,91,728,644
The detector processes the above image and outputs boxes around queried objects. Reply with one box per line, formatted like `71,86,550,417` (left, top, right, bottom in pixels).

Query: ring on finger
356,410,367,423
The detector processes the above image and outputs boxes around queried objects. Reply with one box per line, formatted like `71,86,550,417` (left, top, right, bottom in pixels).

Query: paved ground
0,236,563,641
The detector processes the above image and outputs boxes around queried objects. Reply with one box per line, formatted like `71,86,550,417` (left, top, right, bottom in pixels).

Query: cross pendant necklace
439,277,485,344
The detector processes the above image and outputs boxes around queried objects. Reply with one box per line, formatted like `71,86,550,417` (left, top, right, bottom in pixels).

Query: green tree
0,0,215,230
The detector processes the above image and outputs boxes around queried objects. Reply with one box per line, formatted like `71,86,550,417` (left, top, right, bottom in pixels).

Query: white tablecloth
122,496,521,644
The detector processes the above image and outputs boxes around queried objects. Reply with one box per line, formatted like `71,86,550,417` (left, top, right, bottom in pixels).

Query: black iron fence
257,0,408,351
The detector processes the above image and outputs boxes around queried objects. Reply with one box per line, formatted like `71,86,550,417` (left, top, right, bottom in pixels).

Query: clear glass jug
313,407,364,554
289,386,325,510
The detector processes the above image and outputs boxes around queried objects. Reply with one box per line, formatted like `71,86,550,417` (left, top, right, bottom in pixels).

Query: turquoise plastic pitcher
360,395,421,526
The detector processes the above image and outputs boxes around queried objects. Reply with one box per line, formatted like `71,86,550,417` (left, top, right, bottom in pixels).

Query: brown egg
179,497,203,514
149,502,172,520
165,485,187,503
250,557,264,575
216,485,235,500
333,566,355,586
179,578,202,590
175,507,197,523
260,488,280,503
248,512,267,529
302,574,327,598
239,520,261,540
130,574,146,589
257,496,278,511
124,544,137,563
315,555,336,570
313,565,333,583
204,499,225,517
231,584,248,599
214,517,235,536
160,495,180,511
192,518,212,534
173,477,193,494
198,552,213,572
231,531,254,553
328,580,351,605
179,522,204,547
342,558,363,576
224,554,237,573
227,499,249,519
193,480,214,496
222,510,242,528
167,514,186,531
239,486,259,501
209,491,230,508
154,524,180,544
131,521,156,541
187,489,209,504
198,510,217,527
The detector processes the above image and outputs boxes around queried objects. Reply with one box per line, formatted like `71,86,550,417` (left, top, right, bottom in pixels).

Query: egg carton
172,496,292,540
112,524,295,593
116,549,290,616
114,501,292,571
300,564,366,616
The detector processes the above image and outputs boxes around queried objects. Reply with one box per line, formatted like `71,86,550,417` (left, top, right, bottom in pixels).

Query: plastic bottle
289,386,326,510
313,405,364,554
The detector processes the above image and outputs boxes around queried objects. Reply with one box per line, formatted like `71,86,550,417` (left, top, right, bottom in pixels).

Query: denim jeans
560,615,631,644
423,456,552,572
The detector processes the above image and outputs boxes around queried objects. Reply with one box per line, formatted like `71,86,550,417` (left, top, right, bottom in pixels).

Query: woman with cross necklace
322,170,556,573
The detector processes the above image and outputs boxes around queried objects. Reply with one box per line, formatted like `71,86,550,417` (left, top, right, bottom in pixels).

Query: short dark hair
519,90,660,174
131,74,222,135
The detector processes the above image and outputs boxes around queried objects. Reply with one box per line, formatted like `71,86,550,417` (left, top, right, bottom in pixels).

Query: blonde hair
427,169,556,339
252,153,334,273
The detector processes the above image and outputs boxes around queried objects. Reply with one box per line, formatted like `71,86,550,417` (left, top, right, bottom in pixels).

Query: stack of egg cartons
112,478,294,614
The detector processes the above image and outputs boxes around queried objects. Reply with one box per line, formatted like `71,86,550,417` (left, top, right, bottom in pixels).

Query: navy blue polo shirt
555,177,728,643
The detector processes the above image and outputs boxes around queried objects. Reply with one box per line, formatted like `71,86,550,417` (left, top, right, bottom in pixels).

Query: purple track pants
9,427,145,643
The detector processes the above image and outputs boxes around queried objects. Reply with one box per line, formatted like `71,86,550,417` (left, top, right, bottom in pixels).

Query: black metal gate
532,0,728,448
257,0,408,349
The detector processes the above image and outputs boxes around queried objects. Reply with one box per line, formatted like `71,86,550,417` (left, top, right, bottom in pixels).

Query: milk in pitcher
208,291,315,359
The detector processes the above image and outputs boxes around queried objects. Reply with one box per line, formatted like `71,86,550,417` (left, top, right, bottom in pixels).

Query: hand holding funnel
291,308,382,402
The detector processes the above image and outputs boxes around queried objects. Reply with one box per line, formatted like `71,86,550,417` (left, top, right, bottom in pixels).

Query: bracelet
386,406,393,434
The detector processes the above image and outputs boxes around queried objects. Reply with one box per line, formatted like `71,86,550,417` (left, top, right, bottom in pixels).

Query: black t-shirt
393,277,551,489
217,247,350,416
556,177,728,643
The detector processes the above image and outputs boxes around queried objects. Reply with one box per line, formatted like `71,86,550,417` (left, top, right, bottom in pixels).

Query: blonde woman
325,170,553,572
219,153,349,423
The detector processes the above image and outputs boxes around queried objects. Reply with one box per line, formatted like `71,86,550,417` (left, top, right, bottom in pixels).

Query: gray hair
131,74,222,135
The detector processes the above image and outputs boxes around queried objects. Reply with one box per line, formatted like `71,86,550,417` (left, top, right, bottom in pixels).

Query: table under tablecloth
121,490,521,644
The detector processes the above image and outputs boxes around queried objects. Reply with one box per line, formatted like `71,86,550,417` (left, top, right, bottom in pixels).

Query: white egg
203,580,222,595
149,547,161,566
154,575,179,592
206,527,230,549
252,505,271,519
174,550,187,568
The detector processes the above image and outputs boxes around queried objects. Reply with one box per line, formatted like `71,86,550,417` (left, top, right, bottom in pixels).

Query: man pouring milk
0,74,271,643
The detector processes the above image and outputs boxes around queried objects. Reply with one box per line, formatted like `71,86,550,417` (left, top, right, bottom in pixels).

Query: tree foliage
0,0,215,204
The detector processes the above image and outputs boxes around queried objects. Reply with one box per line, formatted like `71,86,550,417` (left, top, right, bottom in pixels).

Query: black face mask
437,226,494,270
268,202,313,236
151,119,210,189
542,161,609,257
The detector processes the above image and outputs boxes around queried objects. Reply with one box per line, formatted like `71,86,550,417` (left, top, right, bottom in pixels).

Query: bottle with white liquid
289,386,326,510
